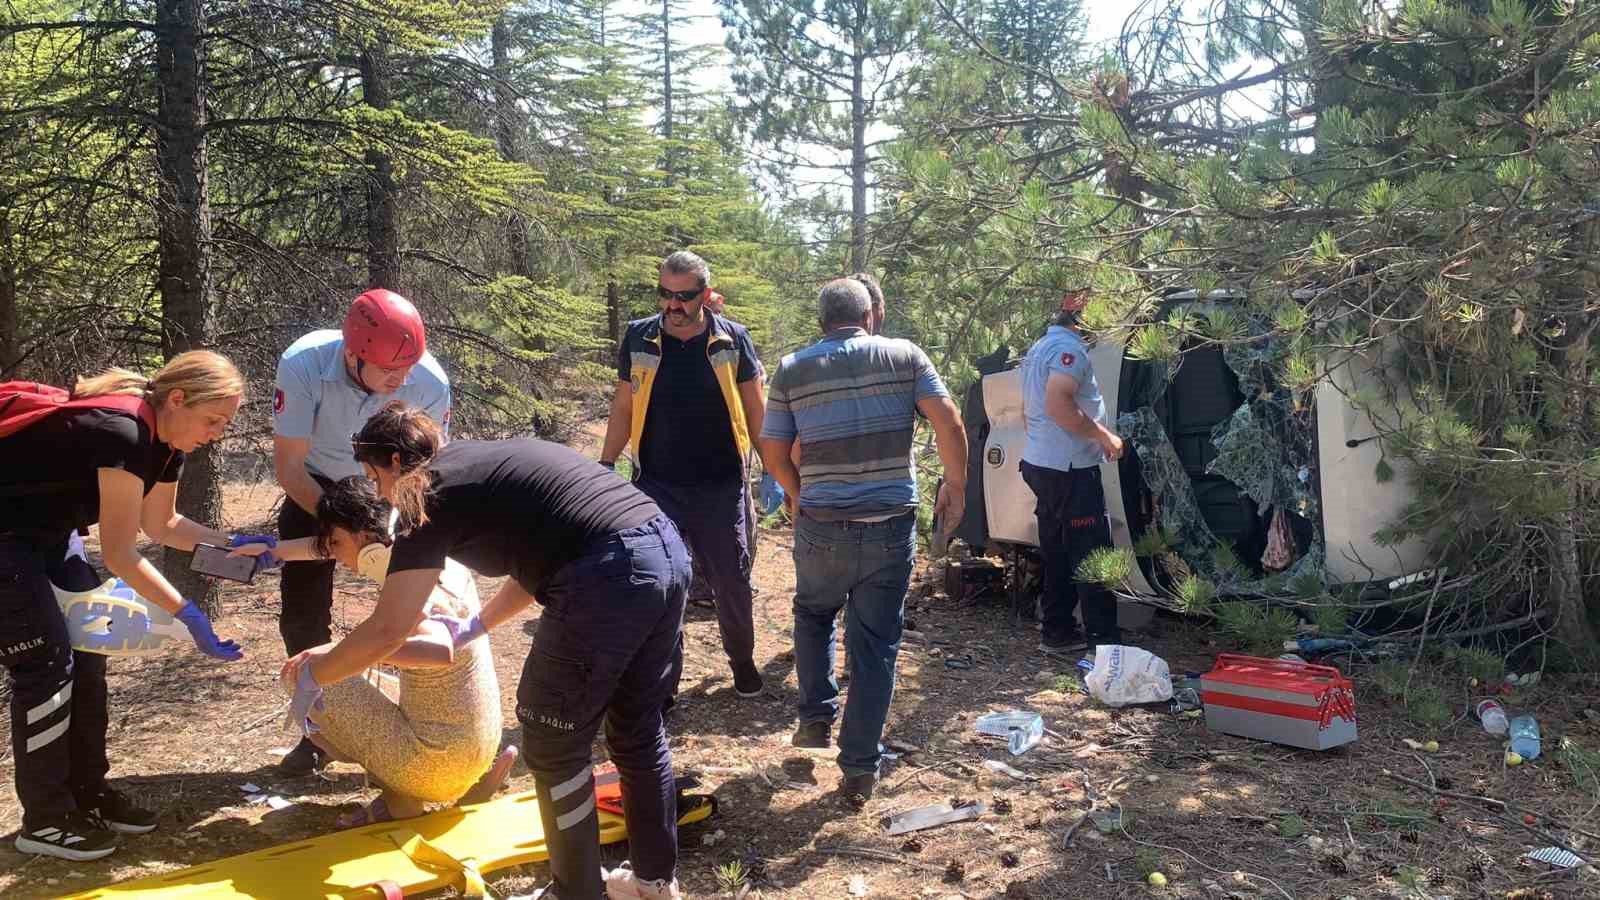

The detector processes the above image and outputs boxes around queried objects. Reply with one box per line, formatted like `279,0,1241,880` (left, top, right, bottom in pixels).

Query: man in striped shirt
759,278,967,801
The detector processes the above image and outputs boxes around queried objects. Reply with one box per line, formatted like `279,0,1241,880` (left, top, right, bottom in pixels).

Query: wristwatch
599,459,616,470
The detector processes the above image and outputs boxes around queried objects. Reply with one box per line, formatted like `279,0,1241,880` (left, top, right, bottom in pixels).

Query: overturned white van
943,293,1433,614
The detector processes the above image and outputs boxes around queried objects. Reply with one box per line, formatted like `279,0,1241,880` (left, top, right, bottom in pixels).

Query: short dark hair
315,476,394,558
661,250,710,289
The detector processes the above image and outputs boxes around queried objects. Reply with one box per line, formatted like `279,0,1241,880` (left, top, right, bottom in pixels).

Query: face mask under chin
356,542,392,586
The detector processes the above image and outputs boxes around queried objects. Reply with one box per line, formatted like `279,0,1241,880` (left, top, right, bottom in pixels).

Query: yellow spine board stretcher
57,783,714,900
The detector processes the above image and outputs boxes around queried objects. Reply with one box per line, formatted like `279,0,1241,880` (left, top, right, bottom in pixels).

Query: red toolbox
1200,654,1357,750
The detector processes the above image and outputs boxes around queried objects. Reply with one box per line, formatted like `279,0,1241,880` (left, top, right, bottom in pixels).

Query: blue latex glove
229,534,281,572
174,602,244,660
435,613,486,649
285,663,324,736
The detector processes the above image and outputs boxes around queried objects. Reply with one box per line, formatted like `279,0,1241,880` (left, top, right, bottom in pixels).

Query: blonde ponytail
74,350,243,408
74,367,151,399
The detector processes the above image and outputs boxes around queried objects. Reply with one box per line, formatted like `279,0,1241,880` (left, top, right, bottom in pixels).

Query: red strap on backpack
0,381,156,439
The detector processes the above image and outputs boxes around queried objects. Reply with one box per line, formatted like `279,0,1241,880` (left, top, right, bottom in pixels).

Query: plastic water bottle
1475,699,1509,736
1509,715,1542,760
975,711,1045,756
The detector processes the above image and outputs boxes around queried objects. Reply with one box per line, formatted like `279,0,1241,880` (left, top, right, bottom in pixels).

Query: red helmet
343,289,426,368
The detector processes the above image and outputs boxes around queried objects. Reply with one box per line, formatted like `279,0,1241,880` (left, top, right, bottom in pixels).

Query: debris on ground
975,710,1044,755
883,802,988,835
1523,847,1584,869
1084,645,1173,706
981,759,1038,781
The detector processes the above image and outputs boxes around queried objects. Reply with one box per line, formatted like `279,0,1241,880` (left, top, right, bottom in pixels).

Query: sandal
337,797,394,829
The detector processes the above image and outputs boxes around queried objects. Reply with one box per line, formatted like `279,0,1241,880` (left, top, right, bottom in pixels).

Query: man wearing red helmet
270,289,451,774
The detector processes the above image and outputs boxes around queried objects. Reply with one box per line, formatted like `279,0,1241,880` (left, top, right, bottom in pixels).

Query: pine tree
875,0,1094,369
719,0,926,270
1075,0,1600,659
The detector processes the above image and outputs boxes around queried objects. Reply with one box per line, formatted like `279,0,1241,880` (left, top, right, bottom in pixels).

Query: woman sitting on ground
235,477,515,827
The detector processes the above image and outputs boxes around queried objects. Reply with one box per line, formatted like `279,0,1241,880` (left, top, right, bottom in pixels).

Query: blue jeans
791,513,915,777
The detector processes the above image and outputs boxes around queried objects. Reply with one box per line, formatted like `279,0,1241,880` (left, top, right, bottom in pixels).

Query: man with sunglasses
271,289,451,774
601,251,767,700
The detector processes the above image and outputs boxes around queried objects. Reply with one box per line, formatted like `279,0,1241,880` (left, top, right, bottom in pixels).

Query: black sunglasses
656,285,702,303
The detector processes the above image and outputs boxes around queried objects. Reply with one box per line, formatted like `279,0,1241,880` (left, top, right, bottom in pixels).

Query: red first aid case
1199,654,1358,750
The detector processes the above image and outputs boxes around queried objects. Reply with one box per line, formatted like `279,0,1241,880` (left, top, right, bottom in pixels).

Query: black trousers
518,516,689,898
277,479,336,656
1019,461,1121,646
0,534,111,828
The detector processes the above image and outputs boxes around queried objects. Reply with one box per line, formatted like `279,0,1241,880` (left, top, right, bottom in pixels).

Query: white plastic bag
1084,644,1173,707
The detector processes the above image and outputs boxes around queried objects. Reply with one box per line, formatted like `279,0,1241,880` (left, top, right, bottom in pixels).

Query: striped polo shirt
762,327,948,521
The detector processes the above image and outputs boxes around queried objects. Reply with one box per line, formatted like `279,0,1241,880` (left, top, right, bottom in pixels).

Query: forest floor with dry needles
3,477,1600,899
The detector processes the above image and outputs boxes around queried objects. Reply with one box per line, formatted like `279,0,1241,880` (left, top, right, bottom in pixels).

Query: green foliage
1175,575,1216,615
1559,737,1600,799
1215,601,1299,655
1405,684,1452,729
715,860,749,893
1310,602,1348,635
1054,673,1085,694
1370,661,1409,699
1374,457,1395,483
1349,799,1432,834
1131,848,1163,879
1210,541,1247,580
1441,645,1505,684
1276,813,1306,839
1133,527,1175,557
1290,571,1326,599
1077,546,1135,588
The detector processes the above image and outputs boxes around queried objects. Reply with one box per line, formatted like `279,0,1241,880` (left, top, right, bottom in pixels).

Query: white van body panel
979,336,1429,593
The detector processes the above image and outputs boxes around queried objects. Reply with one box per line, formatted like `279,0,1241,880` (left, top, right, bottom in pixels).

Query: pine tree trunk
660,0,675,185
606,227,621,348
1547,493,1595,665
360,44,399,291
1551,226,1600,666
0,211,19,374
491,16,530,279
154,0,221,611
849,36,868,273
607,277,621,349
1549,340,1596,663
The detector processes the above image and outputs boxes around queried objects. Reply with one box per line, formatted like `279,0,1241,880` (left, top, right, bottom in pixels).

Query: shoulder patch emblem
273,388,285,415
1060,352,1076,367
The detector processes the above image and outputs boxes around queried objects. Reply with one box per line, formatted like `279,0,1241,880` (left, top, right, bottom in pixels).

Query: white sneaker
604,864,683,900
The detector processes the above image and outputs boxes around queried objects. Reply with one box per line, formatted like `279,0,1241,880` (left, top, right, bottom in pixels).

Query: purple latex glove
284,663,324,736
174,602,245,661
229,534,282,571
433,613,487,649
